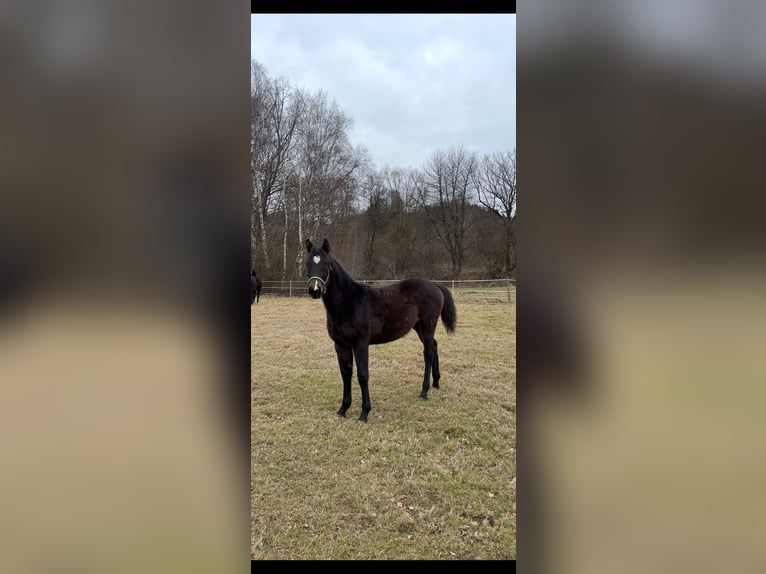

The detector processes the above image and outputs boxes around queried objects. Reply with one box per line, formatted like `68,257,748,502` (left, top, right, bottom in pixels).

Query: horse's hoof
336,411,346,418
419,395,428,401
357,418,368,423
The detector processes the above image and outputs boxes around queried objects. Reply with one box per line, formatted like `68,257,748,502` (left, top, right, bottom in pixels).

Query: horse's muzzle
308,278,324,299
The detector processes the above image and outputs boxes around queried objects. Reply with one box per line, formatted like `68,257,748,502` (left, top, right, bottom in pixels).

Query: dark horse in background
305,238,457,422
250,270,262,304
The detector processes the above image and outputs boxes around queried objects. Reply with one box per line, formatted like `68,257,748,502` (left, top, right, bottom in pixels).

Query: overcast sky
251,14,516,171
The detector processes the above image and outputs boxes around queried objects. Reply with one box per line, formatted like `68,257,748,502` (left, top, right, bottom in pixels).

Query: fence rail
259,278,516,303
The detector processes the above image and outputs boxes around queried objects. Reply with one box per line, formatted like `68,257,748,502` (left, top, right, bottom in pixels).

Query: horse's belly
370,332,399,345
370,321,413,345
328,325,363,347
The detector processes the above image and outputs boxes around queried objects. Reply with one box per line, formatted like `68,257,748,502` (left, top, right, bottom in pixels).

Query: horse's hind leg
335,343,353,417
414,321,435,400
431,339,441,389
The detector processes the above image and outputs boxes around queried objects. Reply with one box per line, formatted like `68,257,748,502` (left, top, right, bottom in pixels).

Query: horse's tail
437,284,457,334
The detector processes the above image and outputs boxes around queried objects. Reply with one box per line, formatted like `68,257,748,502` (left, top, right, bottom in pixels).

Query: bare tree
292,90,365,277
415,147,478,278
251,60,302,270
358,168,385,277
474,150,517,275
381,166,418,277
251,60,516,281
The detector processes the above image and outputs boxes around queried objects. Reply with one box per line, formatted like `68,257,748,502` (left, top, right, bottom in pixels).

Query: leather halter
307,259,332,294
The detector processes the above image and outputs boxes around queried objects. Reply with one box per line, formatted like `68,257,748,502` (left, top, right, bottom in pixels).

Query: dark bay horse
305,238,457,422
251,271,262,304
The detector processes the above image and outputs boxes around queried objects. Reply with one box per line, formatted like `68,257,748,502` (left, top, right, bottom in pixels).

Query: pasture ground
251,292,516,559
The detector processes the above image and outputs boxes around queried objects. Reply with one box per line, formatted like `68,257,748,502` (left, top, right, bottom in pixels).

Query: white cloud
422,37,466,68
251,14,516,170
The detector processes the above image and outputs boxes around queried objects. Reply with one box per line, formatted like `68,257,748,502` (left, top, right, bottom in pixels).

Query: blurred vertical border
0,1,250,572
519,1,766,573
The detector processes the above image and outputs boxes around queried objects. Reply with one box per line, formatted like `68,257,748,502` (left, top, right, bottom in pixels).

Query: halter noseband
308,259,333,295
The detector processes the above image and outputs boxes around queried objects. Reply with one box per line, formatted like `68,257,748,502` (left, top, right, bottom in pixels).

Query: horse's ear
322,238,330,253
305,238,313,252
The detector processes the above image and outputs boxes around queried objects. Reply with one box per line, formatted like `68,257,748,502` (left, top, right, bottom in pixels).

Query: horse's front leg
353,344,371,422
335,343,353,417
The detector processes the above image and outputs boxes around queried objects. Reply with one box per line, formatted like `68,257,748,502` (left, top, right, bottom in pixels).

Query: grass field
251,293,516,560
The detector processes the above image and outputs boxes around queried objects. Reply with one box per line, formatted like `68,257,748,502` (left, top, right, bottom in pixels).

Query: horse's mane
330,256,347,277
328,255,360,289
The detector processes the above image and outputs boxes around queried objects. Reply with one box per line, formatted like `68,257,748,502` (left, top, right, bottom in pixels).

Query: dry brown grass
251,293,515,559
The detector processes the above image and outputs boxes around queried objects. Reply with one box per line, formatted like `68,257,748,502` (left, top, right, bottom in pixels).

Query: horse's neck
322,264,357,313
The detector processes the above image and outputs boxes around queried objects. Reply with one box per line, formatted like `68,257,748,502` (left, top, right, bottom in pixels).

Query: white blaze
313,255,320,264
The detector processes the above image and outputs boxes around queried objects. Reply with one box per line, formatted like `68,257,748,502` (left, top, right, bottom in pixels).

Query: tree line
251,59,516,282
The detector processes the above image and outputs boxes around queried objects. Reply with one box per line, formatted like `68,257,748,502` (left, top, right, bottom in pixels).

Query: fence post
289,280,292,298
452,280,455,293
506,278,511,303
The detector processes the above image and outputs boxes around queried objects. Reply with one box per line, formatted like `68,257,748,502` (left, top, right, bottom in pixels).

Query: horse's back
369,278,445,333
396,278,444,309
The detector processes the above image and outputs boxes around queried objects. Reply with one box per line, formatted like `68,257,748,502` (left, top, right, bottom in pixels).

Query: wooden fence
258,278,516,303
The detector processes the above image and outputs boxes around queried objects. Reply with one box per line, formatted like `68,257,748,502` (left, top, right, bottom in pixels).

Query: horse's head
305,238,332,299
